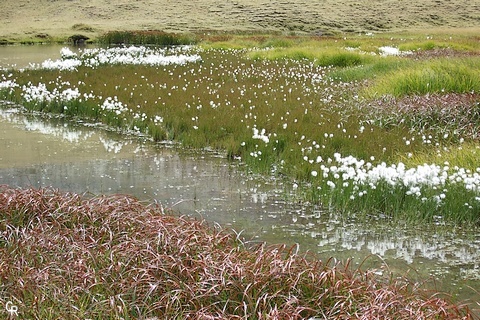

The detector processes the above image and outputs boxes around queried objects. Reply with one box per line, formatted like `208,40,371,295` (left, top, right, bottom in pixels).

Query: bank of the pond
2,0,480,44
0,186,475,319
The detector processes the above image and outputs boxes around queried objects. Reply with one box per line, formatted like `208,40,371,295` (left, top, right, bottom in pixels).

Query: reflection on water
0,106,479,309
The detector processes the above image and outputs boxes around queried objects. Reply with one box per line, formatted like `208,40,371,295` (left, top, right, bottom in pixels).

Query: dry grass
0,186,475,319
1,0,479,43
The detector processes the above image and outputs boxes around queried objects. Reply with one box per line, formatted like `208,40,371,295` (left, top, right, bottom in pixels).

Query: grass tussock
248,46,375,68
401,142,480,172
98,30,196,46
0,186,475,319
367,58,480,97
328,57,410,82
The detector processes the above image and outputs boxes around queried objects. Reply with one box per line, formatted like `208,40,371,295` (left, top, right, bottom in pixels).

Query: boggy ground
1,0,480,42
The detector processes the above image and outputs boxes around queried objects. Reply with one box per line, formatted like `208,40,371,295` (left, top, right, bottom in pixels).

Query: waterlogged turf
1,41,479,223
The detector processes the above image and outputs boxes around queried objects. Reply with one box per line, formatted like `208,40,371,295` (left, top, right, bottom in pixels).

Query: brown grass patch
1,0,480,42
368,93,480,140
0,186,475,318
409,48,480,60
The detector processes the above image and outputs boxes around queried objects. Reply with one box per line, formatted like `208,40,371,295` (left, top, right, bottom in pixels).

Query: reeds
0,186,474,319
98,30,196,46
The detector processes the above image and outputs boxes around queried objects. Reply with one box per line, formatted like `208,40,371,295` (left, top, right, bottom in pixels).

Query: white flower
60,47,78,59
252,128,269,144
154,115,164,124
0,80,18,89
35,46,202,71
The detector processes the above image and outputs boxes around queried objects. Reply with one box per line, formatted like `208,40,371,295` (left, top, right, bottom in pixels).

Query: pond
0,44,91,69
1,45,479,312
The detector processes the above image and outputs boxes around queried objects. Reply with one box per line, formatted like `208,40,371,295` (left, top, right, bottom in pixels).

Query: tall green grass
367,58,480,97
329,57,410,82
248,46,374,68
310,175,480,224
401,142,480,171
98,30,196,45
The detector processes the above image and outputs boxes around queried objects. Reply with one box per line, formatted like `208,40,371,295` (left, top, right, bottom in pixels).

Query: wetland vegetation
1,29,480,318
2,34,480,223
0,186,474,319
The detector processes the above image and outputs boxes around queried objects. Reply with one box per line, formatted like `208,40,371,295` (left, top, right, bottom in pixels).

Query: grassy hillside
1,0,479,42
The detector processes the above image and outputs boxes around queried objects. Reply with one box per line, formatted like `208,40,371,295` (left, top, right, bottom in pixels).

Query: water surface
0,44,91,69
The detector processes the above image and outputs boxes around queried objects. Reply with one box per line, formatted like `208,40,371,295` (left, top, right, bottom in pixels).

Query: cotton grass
36,46,202,71
1,43,479,223
309,152,480,221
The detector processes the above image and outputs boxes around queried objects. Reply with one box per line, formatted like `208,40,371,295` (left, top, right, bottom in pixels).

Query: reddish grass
409,48,480,60
0,186,476,319
368,93,480,140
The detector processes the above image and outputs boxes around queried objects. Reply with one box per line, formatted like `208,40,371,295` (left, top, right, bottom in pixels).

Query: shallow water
0,44,92,69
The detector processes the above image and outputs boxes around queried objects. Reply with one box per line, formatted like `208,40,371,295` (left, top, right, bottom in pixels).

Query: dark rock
35,33,50,39
68,34,90,45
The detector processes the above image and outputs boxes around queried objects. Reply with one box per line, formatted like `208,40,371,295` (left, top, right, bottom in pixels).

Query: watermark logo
5,301,18,317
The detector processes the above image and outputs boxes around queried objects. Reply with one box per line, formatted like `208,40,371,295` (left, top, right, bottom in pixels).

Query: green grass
397,39,480,52
401,142,480,171
367,58,480,97
329,57,410,82
5,50,414,162
98,30,197,46
247,44,376,68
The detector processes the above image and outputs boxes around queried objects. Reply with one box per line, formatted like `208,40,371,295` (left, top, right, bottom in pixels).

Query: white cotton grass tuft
317,152,480,205
252,127,270,144
378,46,412,56
0,79,18,89
33,46,202,71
